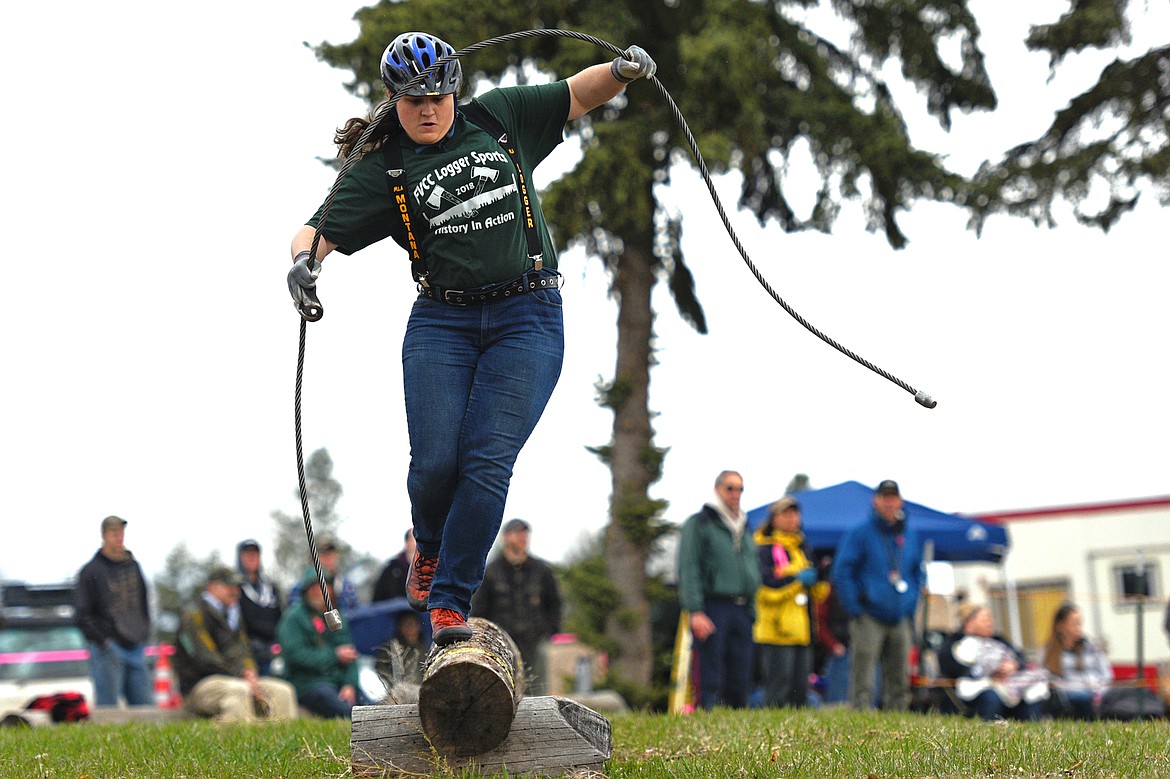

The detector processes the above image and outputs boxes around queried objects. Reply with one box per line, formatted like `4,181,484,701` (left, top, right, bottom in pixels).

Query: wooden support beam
350,695,611,777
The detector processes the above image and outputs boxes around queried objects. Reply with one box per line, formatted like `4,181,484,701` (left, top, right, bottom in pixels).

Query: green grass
2,708,1167,778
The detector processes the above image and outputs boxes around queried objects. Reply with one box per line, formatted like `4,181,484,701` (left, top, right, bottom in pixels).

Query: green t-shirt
307,81,570,289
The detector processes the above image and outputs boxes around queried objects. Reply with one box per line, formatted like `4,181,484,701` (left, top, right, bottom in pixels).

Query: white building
951,495,1170,675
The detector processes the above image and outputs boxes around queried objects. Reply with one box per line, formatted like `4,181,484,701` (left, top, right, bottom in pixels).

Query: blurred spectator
277,571,369,718
390,612,428,686
813,556,851,705
372,529,416,603
938,603,1048,721
471,519,562,695
375,611,429,698
174,567,297,722
1043,603,1112,720
74,515,153,707
288,535,359,613
677,470,761,710
752,496,825,708
236,538,283,676
831,480,923,711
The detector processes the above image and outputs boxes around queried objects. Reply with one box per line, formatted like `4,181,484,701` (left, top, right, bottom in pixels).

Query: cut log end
419,659,513,755
417,617,524,755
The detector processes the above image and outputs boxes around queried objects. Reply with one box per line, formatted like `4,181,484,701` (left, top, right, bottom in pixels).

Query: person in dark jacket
74,515,153,707
831,480,924,711
471,519,562,694
276,571,368,718
677,470,762,710
372,529,416,603
813,555,851,705
174,567,297,721
236,539,283,676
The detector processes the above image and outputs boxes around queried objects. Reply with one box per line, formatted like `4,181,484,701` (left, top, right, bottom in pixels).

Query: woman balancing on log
288,33,656,644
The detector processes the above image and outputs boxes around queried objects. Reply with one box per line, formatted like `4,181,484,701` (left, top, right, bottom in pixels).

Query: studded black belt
420,269,562,306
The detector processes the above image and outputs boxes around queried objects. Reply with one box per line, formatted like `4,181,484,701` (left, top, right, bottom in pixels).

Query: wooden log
417,616,524,756
350,695,611,777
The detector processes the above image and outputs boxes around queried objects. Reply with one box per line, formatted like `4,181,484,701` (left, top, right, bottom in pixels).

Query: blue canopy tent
746,480,1009,563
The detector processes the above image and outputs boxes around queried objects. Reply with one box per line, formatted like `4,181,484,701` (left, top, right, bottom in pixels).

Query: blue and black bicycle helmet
380,32,462,96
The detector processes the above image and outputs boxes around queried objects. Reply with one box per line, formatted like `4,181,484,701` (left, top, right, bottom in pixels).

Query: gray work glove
288,250,322,314
611,45,656,84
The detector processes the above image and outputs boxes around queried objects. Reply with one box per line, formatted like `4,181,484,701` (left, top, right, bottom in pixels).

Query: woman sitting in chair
938,603,1049,721
1043,603,1112,720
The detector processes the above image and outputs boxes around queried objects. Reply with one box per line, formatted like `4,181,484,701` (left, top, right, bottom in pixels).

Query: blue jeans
821,650,851,704
298,681,371,719
88,641,153,707
971,689,1043,721
403,279,564,617
1056,689,1097,720
695,600,755,709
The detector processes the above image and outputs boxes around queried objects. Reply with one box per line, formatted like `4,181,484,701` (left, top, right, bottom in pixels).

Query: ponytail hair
335,98,401,159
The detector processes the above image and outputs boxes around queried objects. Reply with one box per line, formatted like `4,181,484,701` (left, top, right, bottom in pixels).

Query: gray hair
714,470,743,488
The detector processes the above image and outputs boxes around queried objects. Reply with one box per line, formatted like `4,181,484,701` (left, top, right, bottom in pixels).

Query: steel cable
294,27,939,625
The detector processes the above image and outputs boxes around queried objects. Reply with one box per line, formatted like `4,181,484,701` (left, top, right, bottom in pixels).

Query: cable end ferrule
914,391,938,409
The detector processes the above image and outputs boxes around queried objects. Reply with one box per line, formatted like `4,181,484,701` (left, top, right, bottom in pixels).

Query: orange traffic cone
154,651,180,709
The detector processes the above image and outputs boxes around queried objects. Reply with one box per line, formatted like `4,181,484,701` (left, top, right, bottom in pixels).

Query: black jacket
238,576,282,664
372,552,410,603
471,554,561,646
74,550,151,648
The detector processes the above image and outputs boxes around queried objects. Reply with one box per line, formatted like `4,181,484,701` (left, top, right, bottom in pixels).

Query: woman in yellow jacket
753,496,829,707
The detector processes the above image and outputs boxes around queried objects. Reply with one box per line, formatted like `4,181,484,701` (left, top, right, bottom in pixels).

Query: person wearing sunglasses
677,470,761,709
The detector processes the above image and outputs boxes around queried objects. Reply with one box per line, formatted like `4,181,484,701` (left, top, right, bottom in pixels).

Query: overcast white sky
2,1,1167,586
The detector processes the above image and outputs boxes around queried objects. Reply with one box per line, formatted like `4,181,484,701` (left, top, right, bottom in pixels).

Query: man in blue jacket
831,480,923,710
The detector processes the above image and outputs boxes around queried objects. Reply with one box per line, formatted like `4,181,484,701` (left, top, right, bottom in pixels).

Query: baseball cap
317,535,339,552
237,538,261,552
501,518,531,534
100,515,127,532
875,479,900,496
207,566,242,586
